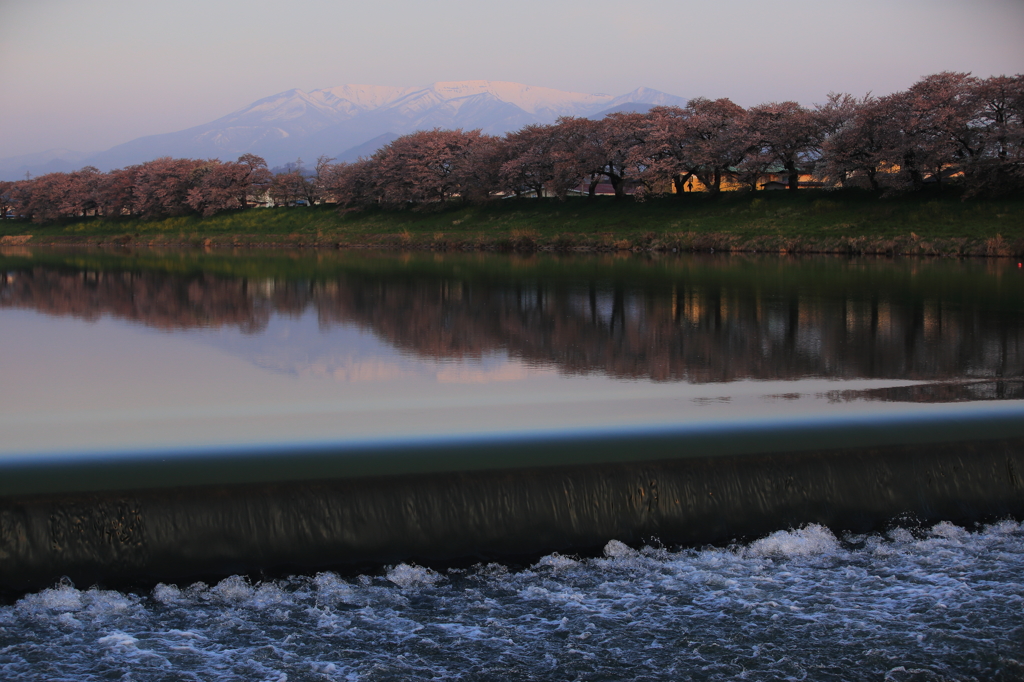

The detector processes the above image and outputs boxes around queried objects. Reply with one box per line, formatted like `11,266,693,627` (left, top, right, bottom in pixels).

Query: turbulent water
2,521,1022,682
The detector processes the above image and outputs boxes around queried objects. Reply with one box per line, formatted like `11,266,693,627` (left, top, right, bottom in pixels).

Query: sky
1,0,1023,159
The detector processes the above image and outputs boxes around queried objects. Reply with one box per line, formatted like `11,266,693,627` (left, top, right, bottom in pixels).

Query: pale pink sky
1,0,1022,158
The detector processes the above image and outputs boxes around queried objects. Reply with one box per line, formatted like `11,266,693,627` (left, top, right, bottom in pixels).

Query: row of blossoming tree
2,72,1022,223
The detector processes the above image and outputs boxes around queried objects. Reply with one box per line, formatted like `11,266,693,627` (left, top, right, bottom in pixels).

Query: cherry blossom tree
131,157,205,218
817,94,896,190
0,181,15,219
20,172,72,223
366,129,493,206
307,155,337,204
325,158,378,209
456,134,504,203
875,72,979,190
545,116,606,199
962,74,1024,195
626,106,687,194
269,163,308,207
96,167,137,217
186,159,268,217
586,112,650,199
6,180,34,221
271,155,352,206
635,99,751,195
500,124,558,198
749,101,820,191
235,154,272,206
63,166,104,217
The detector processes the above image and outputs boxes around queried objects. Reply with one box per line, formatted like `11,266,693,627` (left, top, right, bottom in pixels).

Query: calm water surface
2,248,1022,456
1,248,1023,680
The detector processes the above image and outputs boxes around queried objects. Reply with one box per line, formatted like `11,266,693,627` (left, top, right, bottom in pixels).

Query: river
1,248,1022,680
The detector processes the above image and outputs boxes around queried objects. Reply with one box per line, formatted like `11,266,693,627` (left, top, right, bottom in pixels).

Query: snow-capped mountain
2,81,687,177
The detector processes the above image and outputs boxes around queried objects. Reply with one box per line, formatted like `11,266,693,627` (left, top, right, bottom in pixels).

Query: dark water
1,248,1023,679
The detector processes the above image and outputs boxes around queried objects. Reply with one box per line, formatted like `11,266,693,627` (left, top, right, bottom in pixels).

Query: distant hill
0,149,94,181
336,132,402,162
0,82,686,178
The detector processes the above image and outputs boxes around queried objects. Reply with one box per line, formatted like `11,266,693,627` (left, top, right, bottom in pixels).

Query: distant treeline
2,72,1022,224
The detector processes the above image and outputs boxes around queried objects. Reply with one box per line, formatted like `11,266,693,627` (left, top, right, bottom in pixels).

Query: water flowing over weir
2,411,1024,593
1,248,1024,597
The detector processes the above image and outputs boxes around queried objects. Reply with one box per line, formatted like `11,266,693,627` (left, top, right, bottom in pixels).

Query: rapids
2,521,1022,681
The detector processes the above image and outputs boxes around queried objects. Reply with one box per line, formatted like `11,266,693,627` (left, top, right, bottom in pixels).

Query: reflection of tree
825,380,1024,404
2,266,1022,383
314,278,1024,382
0,268,275,333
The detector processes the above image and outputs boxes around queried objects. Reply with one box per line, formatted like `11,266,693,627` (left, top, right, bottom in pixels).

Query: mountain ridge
0,81,686,179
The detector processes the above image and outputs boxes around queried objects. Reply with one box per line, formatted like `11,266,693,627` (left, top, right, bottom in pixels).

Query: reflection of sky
1,308,1013,458
191,310,531,384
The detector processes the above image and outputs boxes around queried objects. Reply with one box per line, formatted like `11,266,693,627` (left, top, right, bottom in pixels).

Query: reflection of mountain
193,309,528,383
2,257,1022,383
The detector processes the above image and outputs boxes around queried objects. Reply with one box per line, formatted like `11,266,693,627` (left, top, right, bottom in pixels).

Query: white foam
928,520,968,540
250,582,290,609
603,539,637,559
313,571,358,606
83,589,138,616
153,583,184,605
537,553,580,569
888,527,915,543
744,523,840,558
56,612,82,629
21,581,83,612
14,582,138,621
983,518,1022,536
209,574,255,603
385,563,443,588
97,632,138,653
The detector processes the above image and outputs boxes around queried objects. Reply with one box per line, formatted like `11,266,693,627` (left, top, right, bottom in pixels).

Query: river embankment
2,190,1023,257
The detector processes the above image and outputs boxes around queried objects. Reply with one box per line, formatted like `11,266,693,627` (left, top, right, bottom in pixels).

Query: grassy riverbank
3,189,1024,257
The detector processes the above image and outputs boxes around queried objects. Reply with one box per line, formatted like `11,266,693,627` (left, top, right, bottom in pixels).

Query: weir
4,249,1023,596
2,408,1023,593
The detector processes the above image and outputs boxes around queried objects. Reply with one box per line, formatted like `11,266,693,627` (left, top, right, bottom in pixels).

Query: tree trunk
696,172,716,195
674,172,694,197
786,160,799,191
867,168,880,192
904,152,924,190
609,173,624,200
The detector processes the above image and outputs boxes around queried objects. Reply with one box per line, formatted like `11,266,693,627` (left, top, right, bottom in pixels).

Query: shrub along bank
2,190,1023,257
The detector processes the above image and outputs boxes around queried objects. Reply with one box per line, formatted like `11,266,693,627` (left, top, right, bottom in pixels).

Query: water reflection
3,248,1024,589
2,248,1022,388
825,379,1024,403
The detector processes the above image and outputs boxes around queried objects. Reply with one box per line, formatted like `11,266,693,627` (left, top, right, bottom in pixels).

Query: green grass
3,189,1024,256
